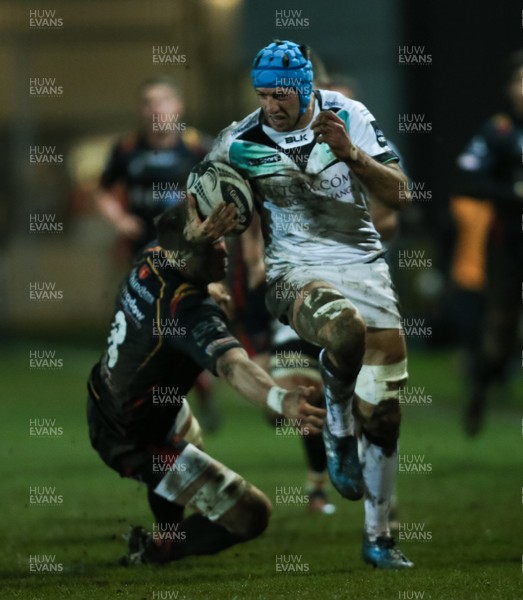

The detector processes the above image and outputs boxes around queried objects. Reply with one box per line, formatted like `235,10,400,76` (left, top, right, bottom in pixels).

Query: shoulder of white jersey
315,89,364,114
207,110,261,162
217,110,261,144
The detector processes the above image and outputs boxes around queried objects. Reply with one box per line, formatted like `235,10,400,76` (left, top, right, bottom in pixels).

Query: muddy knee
225,485,272,540
295,285,365,370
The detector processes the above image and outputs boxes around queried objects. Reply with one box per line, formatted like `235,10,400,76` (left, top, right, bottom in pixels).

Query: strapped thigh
154,443,247,522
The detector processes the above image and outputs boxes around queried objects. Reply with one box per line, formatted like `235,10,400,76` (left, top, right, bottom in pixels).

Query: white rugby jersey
207,90,399,282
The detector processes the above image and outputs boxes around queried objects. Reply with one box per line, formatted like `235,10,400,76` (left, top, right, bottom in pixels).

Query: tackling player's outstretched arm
168,281,325,434
216,347,325,434
311,110,410,211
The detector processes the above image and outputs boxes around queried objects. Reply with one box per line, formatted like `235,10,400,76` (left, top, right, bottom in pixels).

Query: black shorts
87,394,187,488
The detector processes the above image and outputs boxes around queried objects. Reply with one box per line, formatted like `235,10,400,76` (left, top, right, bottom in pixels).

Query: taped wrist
266,386,286,414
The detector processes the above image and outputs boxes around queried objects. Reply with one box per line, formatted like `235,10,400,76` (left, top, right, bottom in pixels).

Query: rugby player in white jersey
186,40,413,568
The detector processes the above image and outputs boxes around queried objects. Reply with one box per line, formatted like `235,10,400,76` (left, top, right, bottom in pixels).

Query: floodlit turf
1,341,521,599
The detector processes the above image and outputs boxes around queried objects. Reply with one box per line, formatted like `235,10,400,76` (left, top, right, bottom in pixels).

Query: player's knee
296,285,365,363
322,308,366,367
354,360,408,453
232,485,272,540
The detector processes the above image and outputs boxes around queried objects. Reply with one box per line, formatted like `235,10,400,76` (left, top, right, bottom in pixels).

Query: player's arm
311,110,410,210
171,290,324,432
216,347,325,433
368,198,398,242
94,187,144,240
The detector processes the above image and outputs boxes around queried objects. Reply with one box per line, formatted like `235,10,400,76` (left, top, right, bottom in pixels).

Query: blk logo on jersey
284,133,307,144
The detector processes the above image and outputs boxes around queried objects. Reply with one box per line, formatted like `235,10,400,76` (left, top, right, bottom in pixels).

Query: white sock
359,435,397,541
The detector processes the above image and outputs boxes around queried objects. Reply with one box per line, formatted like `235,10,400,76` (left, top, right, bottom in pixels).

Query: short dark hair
138,75,180,98
156,202,191,254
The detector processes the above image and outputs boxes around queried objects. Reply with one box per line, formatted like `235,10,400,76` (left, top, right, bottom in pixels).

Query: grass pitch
0,340,521,599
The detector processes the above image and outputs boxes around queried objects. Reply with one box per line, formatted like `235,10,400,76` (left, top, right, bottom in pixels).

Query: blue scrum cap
251,40,313,116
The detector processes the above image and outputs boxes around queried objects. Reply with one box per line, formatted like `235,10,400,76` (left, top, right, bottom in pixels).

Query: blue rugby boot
362,532,414,569
322,424,364,500
319,349,364,500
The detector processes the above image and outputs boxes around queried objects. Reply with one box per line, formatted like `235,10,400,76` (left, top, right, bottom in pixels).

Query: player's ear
299,44,311,60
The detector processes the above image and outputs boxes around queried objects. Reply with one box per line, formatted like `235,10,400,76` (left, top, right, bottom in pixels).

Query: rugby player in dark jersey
86,200,324,565
95,76,211,257
452,51,523,435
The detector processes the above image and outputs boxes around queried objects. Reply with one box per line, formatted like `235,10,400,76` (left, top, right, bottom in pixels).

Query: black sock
147,488,184,524
302,433,327,473
146,513,243,562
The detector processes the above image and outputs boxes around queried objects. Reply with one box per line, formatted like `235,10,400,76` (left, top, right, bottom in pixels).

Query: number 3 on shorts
107,310,127,368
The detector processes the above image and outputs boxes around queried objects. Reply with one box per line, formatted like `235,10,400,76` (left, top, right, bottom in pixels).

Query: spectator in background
95,76,211,261
451,51,523,436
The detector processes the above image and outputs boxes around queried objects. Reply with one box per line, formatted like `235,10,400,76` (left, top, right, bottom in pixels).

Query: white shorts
266,258,401,330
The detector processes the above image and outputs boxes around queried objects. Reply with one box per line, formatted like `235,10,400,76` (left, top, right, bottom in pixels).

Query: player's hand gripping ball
187,161,254,235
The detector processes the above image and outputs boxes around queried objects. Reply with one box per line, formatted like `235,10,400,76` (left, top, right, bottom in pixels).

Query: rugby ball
187,161,254,235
